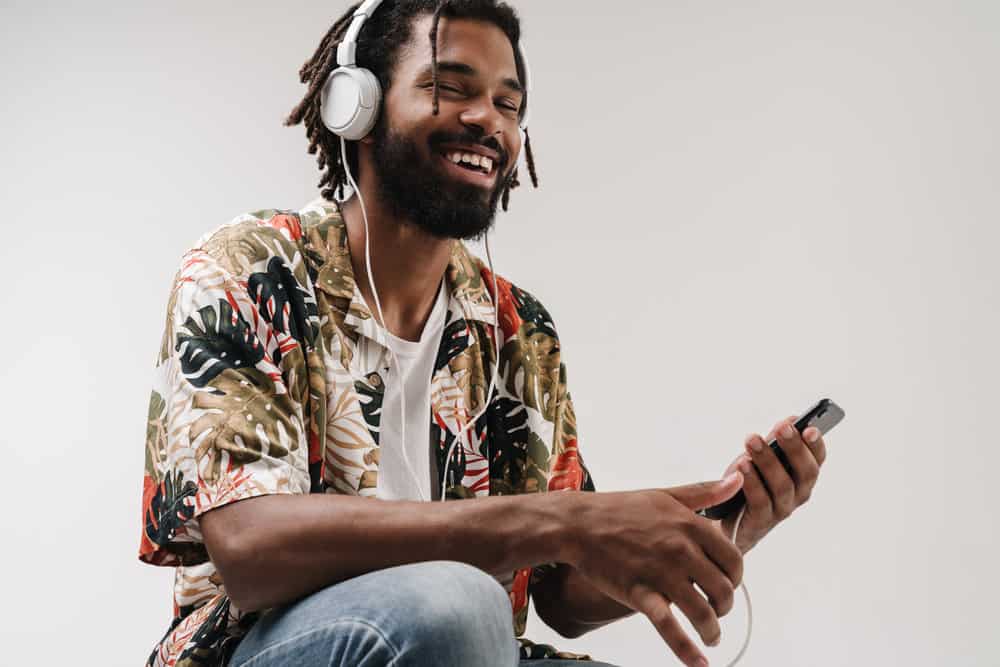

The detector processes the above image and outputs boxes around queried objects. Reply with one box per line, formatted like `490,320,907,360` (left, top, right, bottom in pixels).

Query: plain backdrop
2,1,998,665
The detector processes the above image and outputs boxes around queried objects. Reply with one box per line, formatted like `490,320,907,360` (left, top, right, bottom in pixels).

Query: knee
396,561,516,666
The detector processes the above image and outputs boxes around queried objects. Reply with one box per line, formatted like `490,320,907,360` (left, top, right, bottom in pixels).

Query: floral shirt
138,199,596,666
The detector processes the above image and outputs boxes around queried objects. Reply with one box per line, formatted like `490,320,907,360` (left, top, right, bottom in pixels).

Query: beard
368,121,512,241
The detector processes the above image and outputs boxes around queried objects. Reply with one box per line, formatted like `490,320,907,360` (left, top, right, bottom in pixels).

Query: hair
284,0,538,211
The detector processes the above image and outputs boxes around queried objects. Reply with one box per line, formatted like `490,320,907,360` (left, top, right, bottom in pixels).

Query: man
138,2,829,666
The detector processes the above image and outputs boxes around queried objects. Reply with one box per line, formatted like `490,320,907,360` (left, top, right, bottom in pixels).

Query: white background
2,1,998,664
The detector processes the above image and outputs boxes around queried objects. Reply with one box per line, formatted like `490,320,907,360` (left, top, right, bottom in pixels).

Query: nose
458,95,505,139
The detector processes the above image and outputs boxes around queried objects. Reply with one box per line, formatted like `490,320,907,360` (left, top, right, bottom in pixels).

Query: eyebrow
421,60,524,96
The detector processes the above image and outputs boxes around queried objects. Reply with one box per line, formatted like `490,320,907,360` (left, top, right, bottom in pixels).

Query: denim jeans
227,560,619,667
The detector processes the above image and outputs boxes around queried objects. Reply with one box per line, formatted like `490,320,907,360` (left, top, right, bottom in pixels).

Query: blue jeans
227,561,618,667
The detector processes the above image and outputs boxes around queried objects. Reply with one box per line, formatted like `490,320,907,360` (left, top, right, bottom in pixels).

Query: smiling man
138,2,829,667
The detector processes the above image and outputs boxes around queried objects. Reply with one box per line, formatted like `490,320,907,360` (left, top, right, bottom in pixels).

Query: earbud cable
340,137,753,667
340,135,427,501
341,135,752,662
724,505,753,666
438,235,500,502
339,136,501,503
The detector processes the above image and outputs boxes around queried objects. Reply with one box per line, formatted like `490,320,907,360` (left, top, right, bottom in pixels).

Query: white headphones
319,0,531,142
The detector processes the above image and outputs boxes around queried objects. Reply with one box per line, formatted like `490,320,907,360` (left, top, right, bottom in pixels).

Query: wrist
541,489,590,567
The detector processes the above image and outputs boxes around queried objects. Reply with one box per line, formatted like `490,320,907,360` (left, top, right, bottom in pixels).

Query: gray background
2,1,997,664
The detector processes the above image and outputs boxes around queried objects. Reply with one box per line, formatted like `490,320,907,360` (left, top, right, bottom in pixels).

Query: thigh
229,560,517,667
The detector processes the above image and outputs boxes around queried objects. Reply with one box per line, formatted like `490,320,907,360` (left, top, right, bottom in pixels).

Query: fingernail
738,459,752,474
806,428,820,443
781,423,795,438
723,471,740,484
747,435,763,452
694,658,709,667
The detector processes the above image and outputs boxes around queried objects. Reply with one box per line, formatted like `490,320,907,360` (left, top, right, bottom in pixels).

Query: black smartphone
698,398,845,521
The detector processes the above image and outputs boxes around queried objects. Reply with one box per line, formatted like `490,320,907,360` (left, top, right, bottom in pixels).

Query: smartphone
698,398,845,521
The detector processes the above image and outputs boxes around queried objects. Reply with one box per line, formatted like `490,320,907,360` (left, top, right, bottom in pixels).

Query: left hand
718,415,828,553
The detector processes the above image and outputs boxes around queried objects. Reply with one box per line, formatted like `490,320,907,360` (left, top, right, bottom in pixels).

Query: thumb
667,472,744,511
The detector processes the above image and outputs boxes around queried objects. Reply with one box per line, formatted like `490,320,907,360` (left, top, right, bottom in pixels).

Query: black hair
284,0,538,210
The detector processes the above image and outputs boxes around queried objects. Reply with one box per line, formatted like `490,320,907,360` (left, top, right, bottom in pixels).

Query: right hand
569,473,745,667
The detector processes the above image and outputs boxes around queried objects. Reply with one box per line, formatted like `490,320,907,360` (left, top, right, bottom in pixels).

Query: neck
339,180,453,343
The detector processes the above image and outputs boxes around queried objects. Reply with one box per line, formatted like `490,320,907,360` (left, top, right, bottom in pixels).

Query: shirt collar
307,201,495,345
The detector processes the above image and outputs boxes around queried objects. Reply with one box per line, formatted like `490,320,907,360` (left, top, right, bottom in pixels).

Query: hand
719,416,828,553
568,474,746,667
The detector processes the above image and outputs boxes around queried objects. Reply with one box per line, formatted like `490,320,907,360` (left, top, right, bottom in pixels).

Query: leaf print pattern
145,390,168,478
175,300,266,389
478,396,530,495
500,323,561,421
354,372,385,444
510,284,558,339
189,368,301,482
143,470,198,560
138,201,596,665
247,256,319,348
435,317,472,371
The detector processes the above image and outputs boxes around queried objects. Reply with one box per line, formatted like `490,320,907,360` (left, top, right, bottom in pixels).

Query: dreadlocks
284,0,538,211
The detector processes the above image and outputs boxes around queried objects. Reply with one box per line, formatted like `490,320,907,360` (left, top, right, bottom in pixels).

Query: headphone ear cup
319,66,383,141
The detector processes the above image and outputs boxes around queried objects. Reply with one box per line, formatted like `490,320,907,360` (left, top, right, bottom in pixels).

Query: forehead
395,14,519,83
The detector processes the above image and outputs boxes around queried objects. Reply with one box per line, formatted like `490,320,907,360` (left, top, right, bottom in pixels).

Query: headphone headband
337,0,385,67
329,0,531,131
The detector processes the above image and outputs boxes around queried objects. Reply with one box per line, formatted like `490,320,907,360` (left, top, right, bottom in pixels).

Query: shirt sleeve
139,248,313,567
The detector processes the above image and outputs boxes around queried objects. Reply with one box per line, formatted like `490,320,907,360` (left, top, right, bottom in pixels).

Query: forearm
533,563,635,638
202,491,578,612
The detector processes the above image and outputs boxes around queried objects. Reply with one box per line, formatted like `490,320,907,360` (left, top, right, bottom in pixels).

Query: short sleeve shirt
138,199,597,666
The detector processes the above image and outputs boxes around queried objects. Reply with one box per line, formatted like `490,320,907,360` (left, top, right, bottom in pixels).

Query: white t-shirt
375,280,449,502
375,279,514,592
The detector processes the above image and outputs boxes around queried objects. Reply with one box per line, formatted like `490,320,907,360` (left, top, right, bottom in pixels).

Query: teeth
445,150,493,173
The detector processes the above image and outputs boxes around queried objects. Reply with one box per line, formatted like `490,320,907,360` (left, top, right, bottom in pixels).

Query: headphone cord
339,137,752,664
438,233,501,502
724,505,753,667
338,136,501,503
340,135,427,501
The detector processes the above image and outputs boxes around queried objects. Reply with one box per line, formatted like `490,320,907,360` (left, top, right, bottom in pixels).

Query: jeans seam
231,617,401,667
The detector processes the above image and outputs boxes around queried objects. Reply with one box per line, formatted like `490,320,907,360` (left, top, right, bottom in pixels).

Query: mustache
428,130,508,169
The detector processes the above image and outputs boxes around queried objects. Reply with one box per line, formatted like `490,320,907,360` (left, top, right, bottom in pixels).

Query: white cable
438,127,515,503
342,121,748,662
340,135,428,502
340,133,750,662
339,135,504,503
439,232,501,502
723,505,753,667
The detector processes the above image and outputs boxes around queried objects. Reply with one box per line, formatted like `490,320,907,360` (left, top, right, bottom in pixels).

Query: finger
722,452,744,478
803,426,828,466
671,580,722,648
736,451,773,522
774,420,820,505
686,548,737,618
669,471,744,511
633,585,708,667
745,432,796,520
692,515,744,588
788,414,828,467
